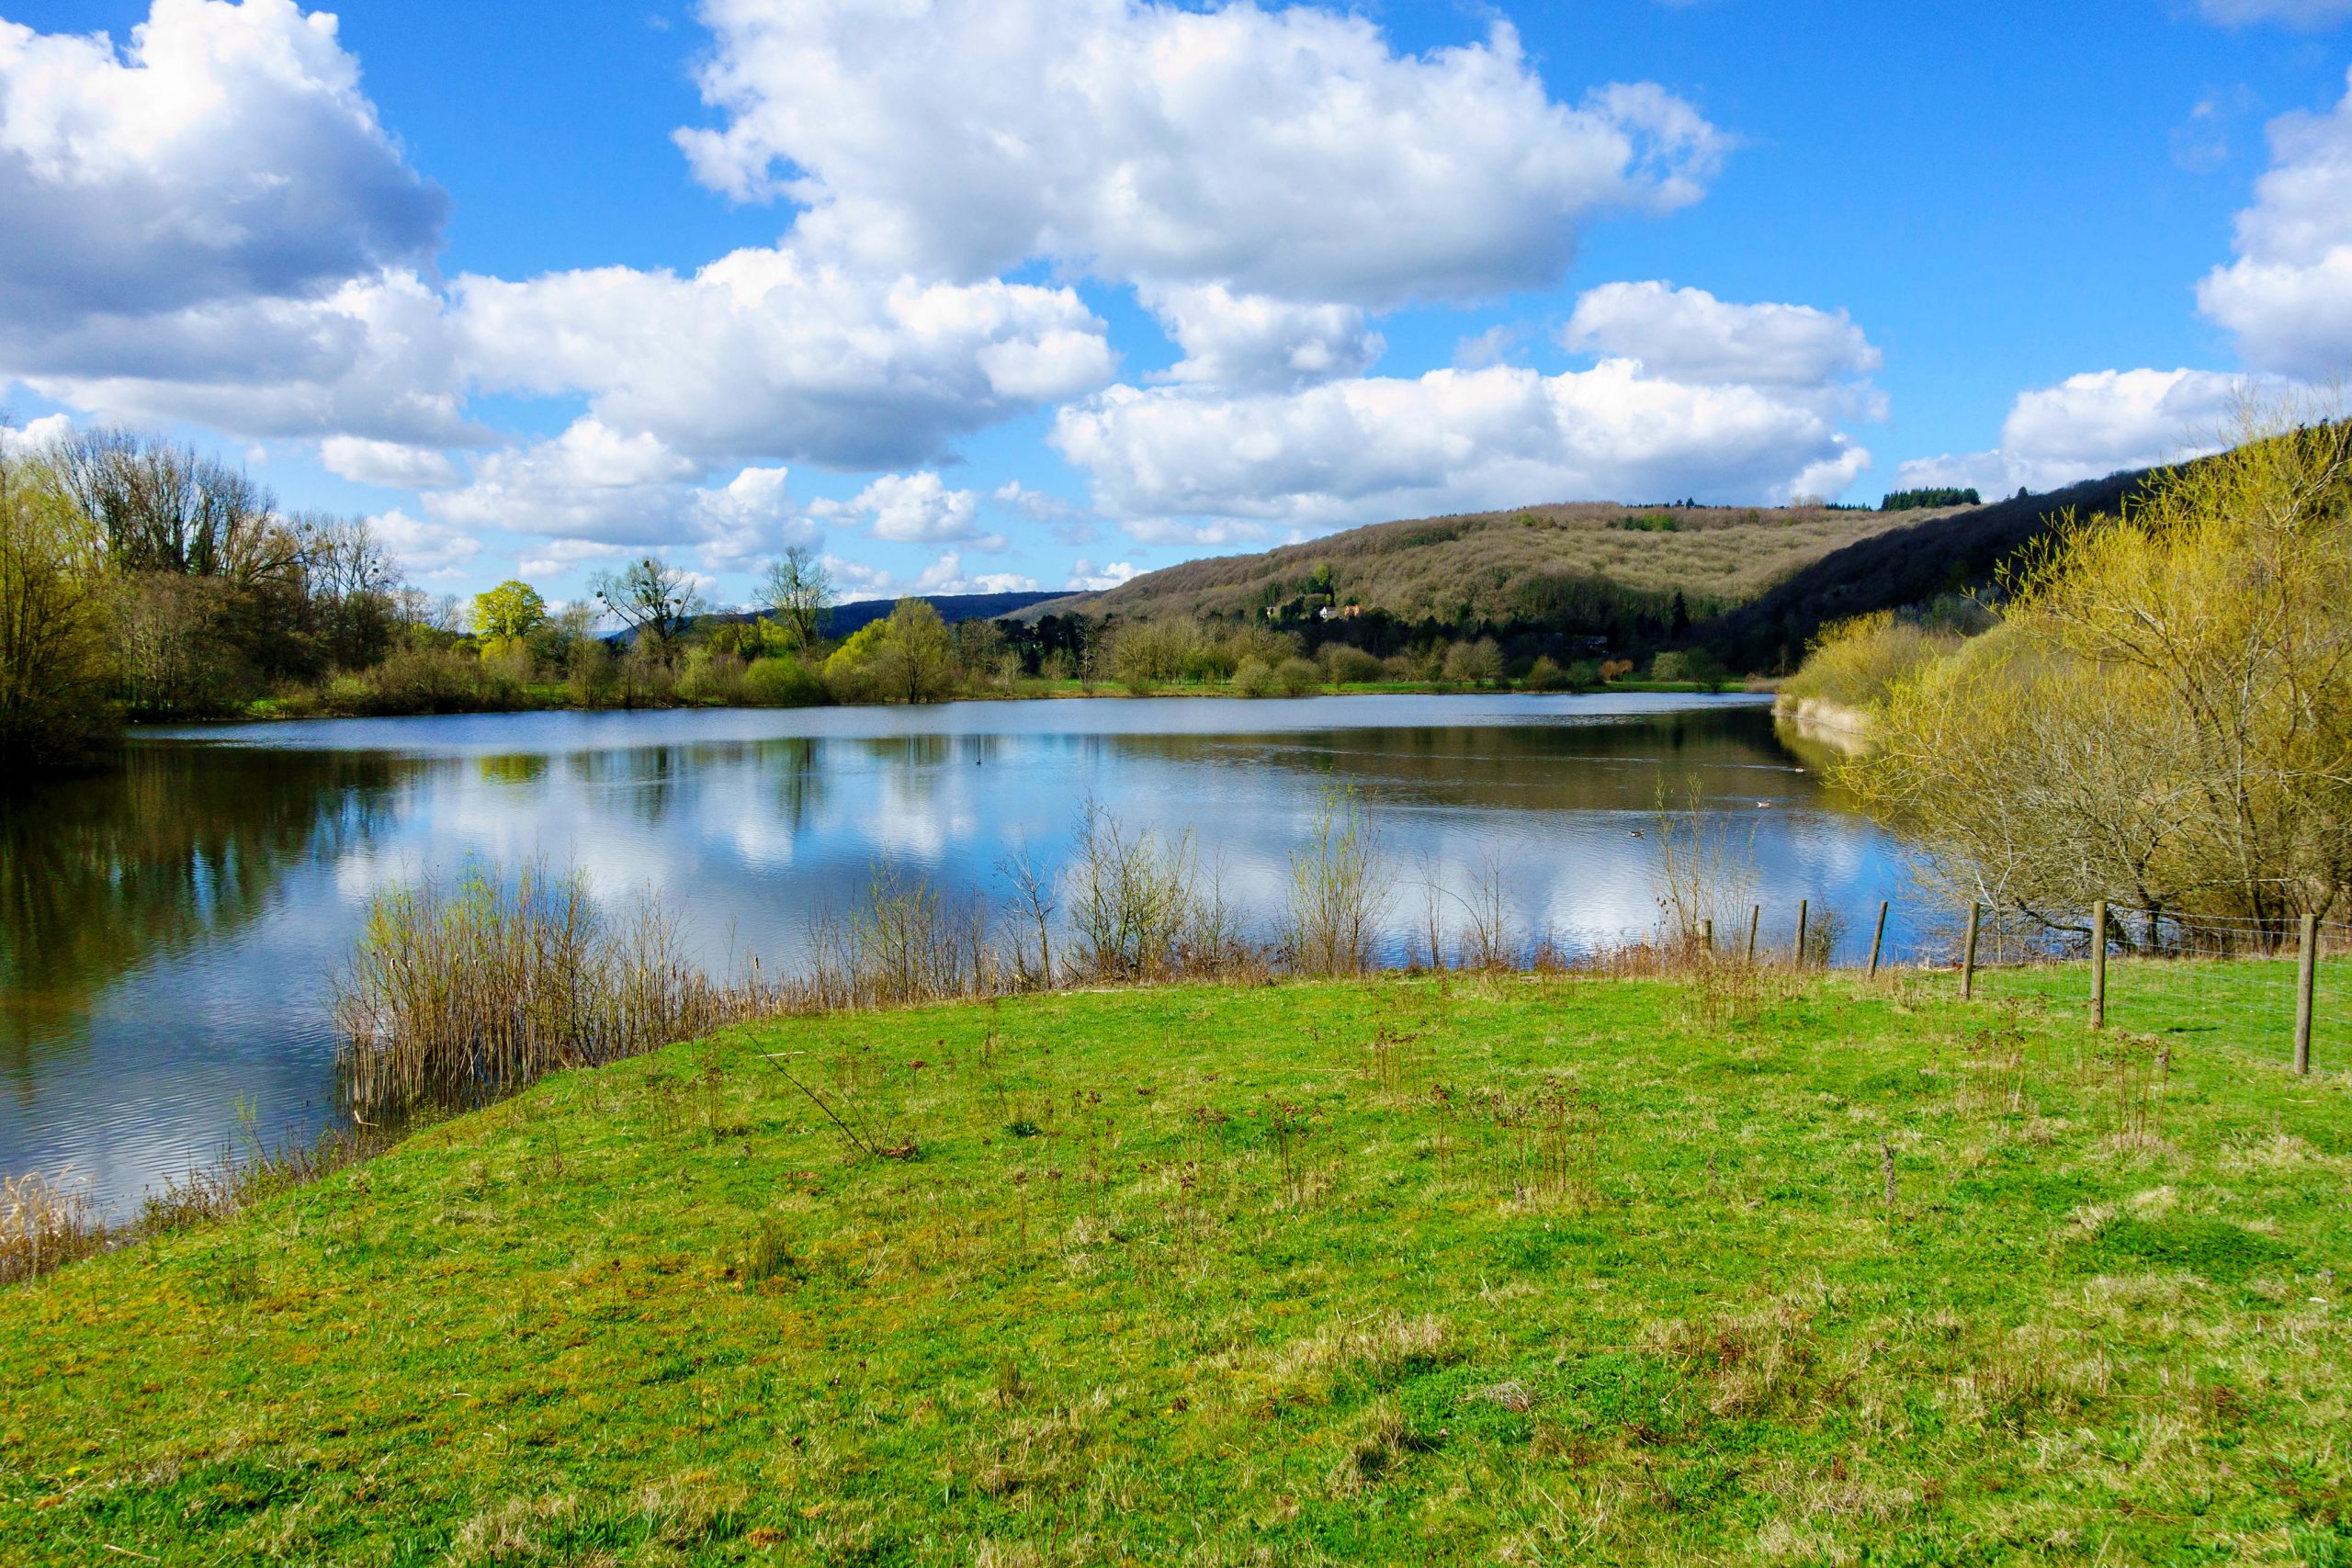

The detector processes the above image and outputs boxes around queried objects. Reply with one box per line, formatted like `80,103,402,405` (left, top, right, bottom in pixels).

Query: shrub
1275,656,1321,695
676,648,747,705
1442,638,1504,687
1524,656,1570,692
1231,658,1276,697
1650,650,1691,682
1780,611,1961,712
742,656,825,706
1320,645,1384,686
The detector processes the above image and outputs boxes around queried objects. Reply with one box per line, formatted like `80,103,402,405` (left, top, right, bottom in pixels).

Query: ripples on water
0,693,1911,1216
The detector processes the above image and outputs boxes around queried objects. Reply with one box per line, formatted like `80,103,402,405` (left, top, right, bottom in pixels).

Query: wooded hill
1031,477,2161,672
1029,501,1944,631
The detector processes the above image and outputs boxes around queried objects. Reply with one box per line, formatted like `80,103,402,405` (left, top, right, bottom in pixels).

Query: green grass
4,971,2348,1564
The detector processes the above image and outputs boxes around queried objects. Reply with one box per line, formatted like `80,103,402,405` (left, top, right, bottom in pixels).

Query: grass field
3,968,2347,1564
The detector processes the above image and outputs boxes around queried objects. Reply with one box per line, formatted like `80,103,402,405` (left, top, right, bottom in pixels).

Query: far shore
132,676,1780,729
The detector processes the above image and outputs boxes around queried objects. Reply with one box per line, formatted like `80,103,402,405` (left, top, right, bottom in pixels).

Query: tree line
1,426,1747,780
1795,405,2352,936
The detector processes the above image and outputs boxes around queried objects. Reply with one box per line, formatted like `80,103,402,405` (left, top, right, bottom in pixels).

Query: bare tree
759,545,832,652
594,558,705,663
56,429,290,585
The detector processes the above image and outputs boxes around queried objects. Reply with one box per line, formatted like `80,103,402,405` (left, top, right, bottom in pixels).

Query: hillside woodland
1031,501,1952,629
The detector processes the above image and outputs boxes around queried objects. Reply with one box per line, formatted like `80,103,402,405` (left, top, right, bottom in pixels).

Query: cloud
676,0,1724,305
691,463,820,569
0,0,444,324
1894,368,2268,495
1561,281,1880,386
1141,284,1382,390
2197,0,2352,27
321,434,458,489
913,551,1040,593
1066,558,1137,590
422,419,820,575
1052,347,1876,534
0,412,73,455
820,553,897,597
453,247,1114,468
368,506,482,580
2198,71,2352,377
821,471,1001,547
5,267,477,446
1453,325,1521,370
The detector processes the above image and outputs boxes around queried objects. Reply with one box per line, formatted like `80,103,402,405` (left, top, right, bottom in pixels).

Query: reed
1283,788,1392,976
1067,798,1250,981
334,860,775,1119
0,1169,104,1286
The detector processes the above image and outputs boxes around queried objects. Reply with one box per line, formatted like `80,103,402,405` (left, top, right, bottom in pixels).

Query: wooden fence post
1700,918,1714,953
2091,898,2108,1030
2295,912,2318,1076
1795,898,1810,969
1962,903,1982,1000
1746,904,1760,964
1868,900,1889,979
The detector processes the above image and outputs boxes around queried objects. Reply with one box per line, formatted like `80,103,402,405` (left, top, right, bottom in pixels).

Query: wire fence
1683,897,2347,1075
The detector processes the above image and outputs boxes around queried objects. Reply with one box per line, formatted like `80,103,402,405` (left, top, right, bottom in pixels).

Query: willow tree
0,446,115,772
1845,403,2352,939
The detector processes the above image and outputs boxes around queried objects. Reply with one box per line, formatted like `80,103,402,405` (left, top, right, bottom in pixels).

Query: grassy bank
3,971,2346,1564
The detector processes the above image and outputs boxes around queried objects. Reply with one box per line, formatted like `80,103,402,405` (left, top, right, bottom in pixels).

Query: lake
1,693,1917,1217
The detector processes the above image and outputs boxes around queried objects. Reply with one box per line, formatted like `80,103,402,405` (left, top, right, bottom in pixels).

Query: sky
3,0,2351,610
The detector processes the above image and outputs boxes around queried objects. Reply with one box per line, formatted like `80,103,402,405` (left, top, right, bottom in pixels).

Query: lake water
1,694,1917,1217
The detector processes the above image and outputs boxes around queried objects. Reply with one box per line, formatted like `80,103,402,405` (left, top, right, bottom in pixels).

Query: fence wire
1959,905,2350,1072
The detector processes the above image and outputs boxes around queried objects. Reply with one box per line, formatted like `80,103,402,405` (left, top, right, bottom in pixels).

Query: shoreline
128,676,1771,733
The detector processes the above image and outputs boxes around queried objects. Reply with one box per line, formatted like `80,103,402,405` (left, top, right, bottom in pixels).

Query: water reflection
3,694,1915,1216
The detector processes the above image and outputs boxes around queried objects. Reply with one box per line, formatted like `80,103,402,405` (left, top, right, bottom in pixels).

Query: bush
1780,611,1962,712
1523,656,1570,692
1442,637,1504,687
742,656,825,707
1320,645,1384,686
675,648,747,705
1650,650,1691,682
1275,656,1321,695
1230,657,1276,697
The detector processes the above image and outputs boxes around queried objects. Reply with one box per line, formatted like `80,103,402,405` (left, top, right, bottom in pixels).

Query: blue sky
4,0,2350,609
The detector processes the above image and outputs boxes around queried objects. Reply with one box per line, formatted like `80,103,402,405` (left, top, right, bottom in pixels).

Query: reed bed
0,1169,104,1286
333,861,781,1117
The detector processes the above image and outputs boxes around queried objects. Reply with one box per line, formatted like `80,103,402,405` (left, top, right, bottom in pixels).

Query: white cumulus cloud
1067,558,1137,590
452,247,1114,468
675,0,1724,305
821,471,1001,547
0,0,444,324
1141,284,1383,390
1053,339,1876,535
2198,71,2352,378
1894,368,2268,496
368,506,482,580
321,434,458,490
1561,281,1881,387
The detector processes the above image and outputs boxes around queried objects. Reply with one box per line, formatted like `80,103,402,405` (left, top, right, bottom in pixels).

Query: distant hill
1699,467,2158,671
674,590,1066,644
821,591,1065,637
1023,500,1959,630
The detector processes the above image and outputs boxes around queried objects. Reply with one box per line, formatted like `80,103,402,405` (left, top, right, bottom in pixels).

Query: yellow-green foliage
823,599,957,704
0,446,114,766
1780,611,1962,711
1849,405,2352,926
